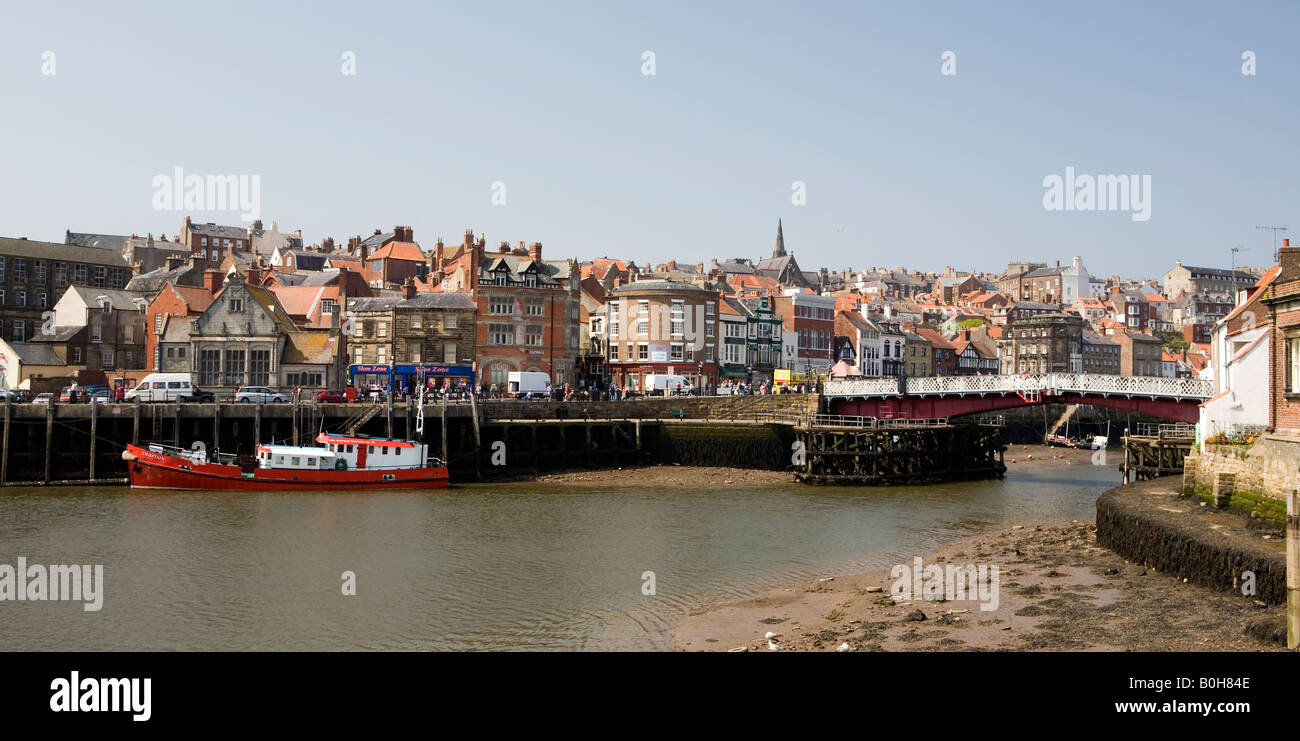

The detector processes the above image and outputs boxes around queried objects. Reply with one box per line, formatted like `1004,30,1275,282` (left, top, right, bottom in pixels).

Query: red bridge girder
827,393,1199,423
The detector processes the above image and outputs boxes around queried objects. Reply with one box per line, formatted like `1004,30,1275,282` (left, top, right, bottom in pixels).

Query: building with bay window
603,279,720,392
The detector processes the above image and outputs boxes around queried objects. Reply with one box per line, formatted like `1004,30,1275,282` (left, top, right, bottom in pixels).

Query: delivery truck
508,371,552,399
643,374,694,396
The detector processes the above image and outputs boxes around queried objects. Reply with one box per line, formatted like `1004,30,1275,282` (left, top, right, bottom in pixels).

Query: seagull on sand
765,631,782,651
836,642,850,652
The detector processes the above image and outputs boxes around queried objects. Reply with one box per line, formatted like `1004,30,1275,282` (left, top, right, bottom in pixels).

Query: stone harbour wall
1182,433,1300,510
1096,480,1287,604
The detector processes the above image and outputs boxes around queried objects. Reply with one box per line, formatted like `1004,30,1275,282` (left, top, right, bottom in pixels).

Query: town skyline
3,1,1298,277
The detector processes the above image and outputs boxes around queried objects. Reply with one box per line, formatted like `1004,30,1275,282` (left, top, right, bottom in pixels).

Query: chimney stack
347,236,361,254
1280,239,1300,279
401,277,416,300
204,269,223,295
529,242,542,261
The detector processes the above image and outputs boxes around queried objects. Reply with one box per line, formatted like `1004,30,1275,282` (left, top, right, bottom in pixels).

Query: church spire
774,219,786,258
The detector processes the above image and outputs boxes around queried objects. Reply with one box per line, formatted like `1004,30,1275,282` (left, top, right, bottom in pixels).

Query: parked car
113,377,136,402
316,389,347,403
32,393,52,405
90,388,112,403
123,373,214,403
235,386,289,404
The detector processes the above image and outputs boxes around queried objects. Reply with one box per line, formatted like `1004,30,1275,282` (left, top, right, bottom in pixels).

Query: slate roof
348,293,477,312
126,262,199,292
479,253,573,286
65,285,150,310
0,236,131,266
188,222,248,238
9,342,67,365
286,251,329,271
66,232,130,251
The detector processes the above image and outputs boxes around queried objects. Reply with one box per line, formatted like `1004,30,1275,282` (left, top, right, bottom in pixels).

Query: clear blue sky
1,0,1296,279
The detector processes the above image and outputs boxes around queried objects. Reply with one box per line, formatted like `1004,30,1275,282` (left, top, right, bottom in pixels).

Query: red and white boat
122,432,449,491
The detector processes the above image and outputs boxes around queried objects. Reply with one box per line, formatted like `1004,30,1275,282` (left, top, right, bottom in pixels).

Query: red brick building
774,291,836,375
363,226,428,288
427,232,580,388
1264,240,1300,431
177,216,251,267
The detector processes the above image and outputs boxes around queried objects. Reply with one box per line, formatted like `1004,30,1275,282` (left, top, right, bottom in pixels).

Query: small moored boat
122,431,448,491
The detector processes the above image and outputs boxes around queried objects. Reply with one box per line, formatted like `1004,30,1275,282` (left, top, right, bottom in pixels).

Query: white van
124,373,215,403
507,371,551,399
644,374,693,396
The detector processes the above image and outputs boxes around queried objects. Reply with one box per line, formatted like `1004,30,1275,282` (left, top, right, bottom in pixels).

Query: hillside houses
0,215,1267,405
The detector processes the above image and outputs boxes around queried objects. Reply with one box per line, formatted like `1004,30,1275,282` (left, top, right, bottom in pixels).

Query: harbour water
0,461,1117,651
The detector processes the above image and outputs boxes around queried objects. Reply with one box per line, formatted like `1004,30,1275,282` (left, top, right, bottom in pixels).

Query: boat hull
123,444,449,491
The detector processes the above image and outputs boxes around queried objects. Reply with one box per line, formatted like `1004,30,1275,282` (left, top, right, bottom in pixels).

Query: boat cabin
255,445,339,470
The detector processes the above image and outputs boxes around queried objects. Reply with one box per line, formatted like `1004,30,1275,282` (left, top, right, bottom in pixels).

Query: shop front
348,363,476,396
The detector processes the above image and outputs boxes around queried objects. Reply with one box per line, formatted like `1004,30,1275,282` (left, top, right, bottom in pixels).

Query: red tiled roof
914,327,955,349
172,285,216,312
367,241,424,262
1220,263,1280,325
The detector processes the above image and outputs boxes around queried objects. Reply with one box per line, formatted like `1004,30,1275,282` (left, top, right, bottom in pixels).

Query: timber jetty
0,392,1008,486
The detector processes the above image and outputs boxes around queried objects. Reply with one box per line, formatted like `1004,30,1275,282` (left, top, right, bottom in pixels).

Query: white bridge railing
825,373,1213,400
821,378,902,397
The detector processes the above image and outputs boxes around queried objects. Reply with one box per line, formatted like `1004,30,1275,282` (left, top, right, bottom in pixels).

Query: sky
1,0,1296,279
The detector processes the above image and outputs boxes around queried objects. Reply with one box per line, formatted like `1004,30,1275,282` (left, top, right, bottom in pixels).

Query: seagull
765,631,782,651
836,642,850,652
